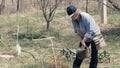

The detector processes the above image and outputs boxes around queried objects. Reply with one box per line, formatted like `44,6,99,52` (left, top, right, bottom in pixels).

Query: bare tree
0,0,5,14
40,0,62,29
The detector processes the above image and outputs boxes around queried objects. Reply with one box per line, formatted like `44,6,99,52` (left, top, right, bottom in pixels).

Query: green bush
12,28,60,40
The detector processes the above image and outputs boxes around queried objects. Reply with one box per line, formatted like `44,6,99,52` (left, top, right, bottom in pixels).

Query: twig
49,37,57,68
39,37,54,40
0,55,14,58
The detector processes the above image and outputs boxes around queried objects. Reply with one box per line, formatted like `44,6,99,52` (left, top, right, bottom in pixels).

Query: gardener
66,5,102,68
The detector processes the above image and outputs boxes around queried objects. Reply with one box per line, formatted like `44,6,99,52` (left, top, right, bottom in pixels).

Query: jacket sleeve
84,15,95,39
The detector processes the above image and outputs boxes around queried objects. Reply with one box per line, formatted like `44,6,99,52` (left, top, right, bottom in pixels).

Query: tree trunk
46,21,50,29
11,0,13,4
101,0,107,24
34,0,36,7
0,0,5,14
17,0,19,11
86,0,89,13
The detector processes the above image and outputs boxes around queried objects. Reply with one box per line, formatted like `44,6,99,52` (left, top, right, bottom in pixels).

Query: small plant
12,28,60,40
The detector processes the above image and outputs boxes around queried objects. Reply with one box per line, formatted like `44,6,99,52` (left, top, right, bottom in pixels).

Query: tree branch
96,0,120,11
108,0,120,11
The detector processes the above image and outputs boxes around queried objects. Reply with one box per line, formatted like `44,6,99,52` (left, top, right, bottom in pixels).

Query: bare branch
108,0,120,11
96,0,120,11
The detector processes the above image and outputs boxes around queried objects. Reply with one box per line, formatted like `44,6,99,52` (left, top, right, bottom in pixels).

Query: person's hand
81,41,86,49
81,36,87,49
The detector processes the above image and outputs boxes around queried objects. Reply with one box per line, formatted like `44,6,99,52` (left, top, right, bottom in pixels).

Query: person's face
71,12,79,20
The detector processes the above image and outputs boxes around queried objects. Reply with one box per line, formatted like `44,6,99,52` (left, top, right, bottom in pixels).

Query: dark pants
73,41,98,68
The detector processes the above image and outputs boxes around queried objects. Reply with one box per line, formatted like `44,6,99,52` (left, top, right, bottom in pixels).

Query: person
66,5,101,68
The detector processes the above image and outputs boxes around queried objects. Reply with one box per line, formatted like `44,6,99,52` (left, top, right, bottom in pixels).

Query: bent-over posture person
66,5,102,68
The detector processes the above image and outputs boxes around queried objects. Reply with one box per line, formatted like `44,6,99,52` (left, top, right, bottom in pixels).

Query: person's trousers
73,41,98,68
